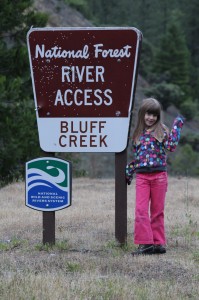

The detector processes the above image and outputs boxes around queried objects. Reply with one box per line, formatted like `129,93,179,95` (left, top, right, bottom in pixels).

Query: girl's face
144,112,158,128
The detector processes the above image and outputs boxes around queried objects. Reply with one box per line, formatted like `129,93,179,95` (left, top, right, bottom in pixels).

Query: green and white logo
26,157,72,211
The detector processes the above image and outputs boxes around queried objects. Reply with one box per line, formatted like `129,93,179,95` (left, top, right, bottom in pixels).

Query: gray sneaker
154,245,166,254
132,244,154,256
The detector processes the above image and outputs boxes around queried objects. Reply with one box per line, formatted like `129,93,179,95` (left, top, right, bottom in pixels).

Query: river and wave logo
26,157,71,211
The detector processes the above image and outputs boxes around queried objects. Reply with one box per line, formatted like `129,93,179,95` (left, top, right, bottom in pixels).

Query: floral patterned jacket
126,116,184,184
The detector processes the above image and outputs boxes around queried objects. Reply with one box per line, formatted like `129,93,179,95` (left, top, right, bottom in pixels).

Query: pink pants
134,172,168,245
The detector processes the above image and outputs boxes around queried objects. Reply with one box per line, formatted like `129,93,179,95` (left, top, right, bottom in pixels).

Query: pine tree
154,20,190,95
0,0,48,184
180,0,199,99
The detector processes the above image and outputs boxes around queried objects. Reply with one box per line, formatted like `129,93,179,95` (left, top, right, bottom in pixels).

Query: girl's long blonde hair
133,98,168,144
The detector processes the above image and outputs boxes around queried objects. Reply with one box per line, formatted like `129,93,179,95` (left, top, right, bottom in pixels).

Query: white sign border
27,27,142,153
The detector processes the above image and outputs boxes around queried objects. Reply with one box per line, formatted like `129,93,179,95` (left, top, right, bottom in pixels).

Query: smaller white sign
26,157,72,211
38,118,129,152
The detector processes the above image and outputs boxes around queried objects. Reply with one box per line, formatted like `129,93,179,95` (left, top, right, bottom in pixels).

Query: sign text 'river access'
35,43,131,108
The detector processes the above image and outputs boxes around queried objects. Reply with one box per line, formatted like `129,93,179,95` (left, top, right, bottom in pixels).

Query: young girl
126,98,184,255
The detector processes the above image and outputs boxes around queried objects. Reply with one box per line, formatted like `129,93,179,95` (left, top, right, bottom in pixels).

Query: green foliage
64,0,91,19
139,39,155,78
144,82,184,110
180,98,198,120
0,0,48,41
65,261,82,273
156,22,190,85
170,144,199,176
192,251,199,263
65,0,131,26
66,1,197,108
35,240,70,252
103,239,134,256
0,238,24,251
0,0,48,184
180,134,199,152
153,20,191,108
180,0,199,98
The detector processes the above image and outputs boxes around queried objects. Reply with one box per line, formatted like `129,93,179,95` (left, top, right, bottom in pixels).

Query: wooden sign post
115,149,128,244
25,156,72,245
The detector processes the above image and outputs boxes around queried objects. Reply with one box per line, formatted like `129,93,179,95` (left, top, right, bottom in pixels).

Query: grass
0,176,198,299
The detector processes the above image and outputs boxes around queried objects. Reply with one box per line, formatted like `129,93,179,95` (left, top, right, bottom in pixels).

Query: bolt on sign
26,157,72,211
27,27,142,152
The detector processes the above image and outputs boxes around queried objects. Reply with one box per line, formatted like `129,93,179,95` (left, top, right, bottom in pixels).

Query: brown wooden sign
27,27,142,152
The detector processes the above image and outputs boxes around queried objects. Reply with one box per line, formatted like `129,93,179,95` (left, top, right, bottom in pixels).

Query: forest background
0,0,199,186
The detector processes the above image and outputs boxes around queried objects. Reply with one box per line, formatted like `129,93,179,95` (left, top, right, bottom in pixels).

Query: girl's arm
126,145,136,185
126,160,135,185
163,116,184,152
